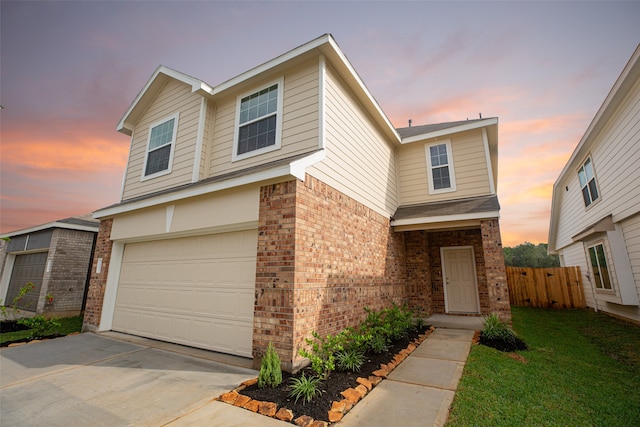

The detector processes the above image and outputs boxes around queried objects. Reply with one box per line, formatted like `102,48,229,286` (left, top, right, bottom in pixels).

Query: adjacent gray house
0,215,99,318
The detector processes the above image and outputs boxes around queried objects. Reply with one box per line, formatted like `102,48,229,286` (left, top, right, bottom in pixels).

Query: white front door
442,247,480,313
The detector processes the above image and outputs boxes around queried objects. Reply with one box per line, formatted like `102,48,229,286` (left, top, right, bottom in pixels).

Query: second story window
233,79,283,161
578,157,599,207
425,140,456,194
143,113,179,179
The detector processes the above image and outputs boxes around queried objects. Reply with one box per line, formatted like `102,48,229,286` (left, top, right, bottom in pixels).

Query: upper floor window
425,140,456,194
232,79,283,161
587,242,612,290
578,157,599,207
142,113,179,179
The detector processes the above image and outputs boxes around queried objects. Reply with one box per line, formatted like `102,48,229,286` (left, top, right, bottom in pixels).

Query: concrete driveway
0,332,285,426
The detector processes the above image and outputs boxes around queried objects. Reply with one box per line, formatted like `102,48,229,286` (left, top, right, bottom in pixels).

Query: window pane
588,247,602,288
588,179,599,202
430,144,448,167
145,145,171,175
584,158,594,180
596,245,612,289
237,116,277,155
582,186,592,207
149,118,175,150
432,166,450,190
578,167,587,187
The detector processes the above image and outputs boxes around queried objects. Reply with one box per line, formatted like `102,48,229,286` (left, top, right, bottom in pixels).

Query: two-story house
548,44,640,324
85,34,510,371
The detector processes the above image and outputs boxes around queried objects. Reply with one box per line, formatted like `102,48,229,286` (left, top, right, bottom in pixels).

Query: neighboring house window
588,242,612,290
232,79,283,161
578,157,599,207
142,113,179,179
425,140,456,194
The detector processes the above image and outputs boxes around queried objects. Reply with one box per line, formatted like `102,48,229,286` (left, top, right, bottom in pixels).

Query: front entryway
441,247,479,313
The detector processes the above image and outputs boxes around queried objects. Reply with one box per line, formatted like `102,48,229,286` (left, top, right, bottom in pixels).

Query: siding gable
397,129,492,206
122,80,202,200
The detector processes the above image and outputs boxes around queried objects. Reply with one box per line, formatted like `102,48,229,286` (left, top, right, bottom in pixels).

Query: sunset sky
1,1,639,246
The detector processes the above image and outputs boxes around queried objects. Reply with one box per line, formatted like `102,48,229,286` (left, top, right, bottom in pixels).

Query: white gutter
391,210,500,227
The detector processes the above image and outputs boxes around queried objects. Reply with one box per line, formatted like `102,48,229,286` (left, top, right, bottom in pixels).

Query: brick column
82,218,113,332
405,231,431,316
253,181,297,371
481,218,512,324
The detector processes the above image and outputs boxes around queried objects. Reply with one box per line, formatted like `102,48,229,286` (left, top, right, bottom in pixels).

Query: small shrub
258,342,282,388
481,313,527,352
336,348,366,372
298,331,344,380
288,373,324,404
17,315,61,339
368,333,389,354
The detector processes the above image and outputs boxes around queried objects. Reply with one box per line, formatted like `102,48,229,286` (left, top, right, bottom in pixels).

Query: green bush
336,348,366,372
482,313,517,344
17,315,61,339
258,342,282,388
288,373,324,404
298,331,345,380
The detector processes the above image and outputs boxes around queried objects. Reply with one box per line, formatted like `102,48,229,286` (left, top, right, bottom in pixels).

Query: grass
447,307,640,427
0,315,83,345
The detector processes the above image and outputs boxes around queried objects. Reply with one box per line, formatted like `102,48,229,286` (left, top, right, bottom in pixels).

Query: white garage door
112,230,257,357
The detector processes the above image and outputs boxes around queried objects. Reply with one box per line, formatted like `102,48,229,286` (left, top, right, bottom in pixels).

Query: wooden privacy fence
506,266,586,309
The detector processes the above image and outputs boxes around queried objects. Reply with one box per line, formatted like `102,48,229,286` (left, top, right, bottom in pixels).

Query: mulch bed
219,326,431,424
1,320,64,347
479,334,528,352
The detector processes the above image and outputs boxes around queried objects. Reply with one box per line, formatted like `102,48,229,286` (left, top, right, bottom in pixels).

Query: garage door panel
113,230,257,358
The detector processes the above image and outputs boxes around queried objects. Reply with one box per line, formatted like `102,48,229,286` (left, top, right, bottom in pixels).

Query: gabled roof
548,43,640,252
117,34,400,143
1,214,99,238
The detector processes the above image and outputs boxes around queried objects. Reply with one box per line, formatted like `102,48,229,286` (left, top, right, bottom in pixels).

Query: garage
112,229,257,358
6,252,48,310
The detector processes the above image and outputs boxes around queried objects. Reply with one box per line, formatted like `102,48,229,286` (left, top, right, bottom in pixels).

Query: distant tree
503,242,560,268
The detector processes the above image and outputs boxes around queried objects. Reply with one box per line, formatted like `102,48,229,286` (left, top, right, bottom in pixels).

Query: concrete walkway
337,327,474,427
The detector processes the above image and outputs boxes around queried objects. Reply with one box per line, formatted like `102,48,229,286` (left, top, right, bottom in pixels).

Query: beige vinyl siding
206,60,320,177
397,129,492,205
307,64,398,216
122,80,202,200
554,77,640,250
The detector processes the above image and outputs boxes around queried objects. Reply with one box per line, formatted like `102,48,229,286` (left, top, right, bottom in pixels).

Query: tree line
503,242,560,268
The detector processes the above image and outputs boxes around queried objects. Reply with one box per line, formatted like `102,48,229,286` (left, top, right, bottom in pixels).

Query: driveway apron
0,333,258,426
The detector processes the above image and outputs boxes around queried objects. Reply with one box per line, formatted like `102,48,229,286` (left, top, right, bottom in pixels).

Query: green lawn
447,307,640,426
0,315,83,345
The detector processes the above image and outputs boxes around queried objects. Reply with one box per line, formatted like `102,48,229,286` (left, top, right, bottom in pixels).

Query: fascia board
390,210,500,227
401,118,499,144
1,222,99,239
93,151,325,219
117,66,213,135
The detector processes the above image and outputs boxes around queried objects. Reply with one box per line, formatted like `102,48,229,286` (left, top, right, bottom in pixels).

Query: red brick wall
405,231,431,315
82,218,113,331
254,176,408,371
481,219,512,323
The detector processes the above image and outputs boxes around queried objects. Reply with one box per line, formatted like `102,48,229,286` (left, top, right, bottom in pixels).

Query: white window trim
577,155,601,209
586,240,614,293
232,77,284,162
141,112,180,181
425,139,456,194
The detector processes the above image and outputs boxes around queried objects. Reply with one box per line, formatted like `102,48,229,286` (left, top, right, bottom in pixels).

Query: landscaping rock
241,377,258,387
294,415,314,427
258,401,277,417
219,391,238,404
276,407,294,422
340,388,362,404
372,368,388,378
242,399,260,412
368,375,382,386
309,421,328,427
356,377,372,391
355,384,368,398
328,410,344,422
233,394,251,407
